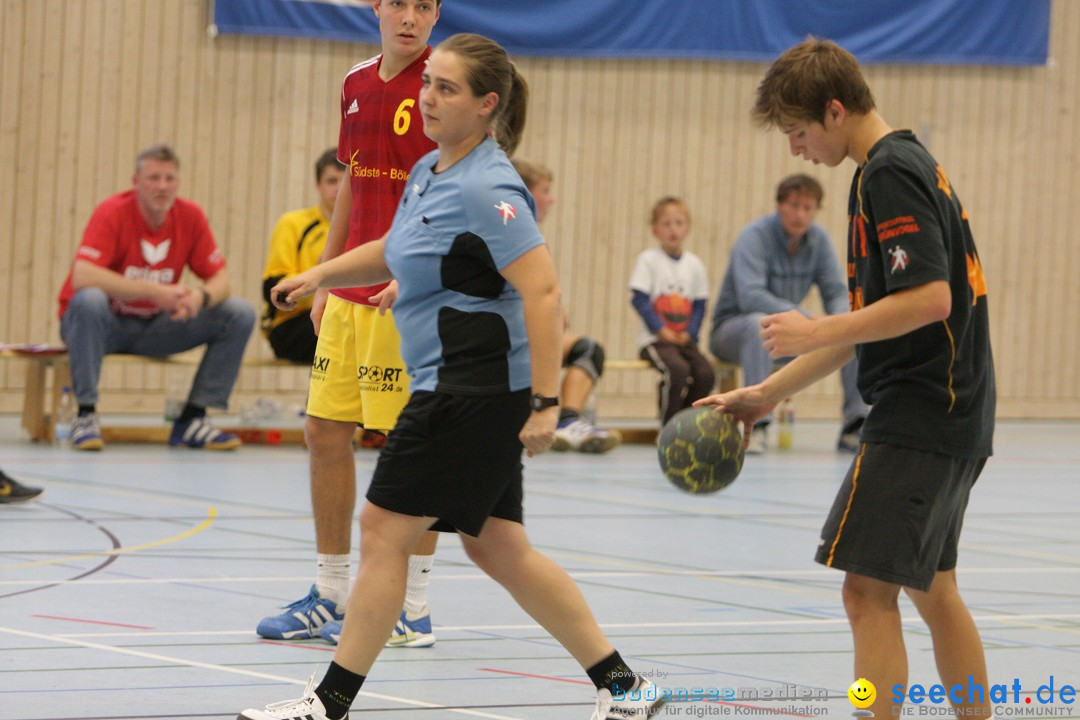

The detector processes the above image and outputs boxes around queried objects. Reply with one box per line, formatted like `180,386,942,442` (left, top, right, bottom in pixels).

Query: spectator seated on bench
260,148,344,365
708,174,867,454
56,144,255,451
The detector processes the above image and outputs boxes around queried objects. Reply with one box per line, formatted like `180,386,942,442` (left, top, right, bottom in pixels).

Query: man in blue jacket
710,174,867,453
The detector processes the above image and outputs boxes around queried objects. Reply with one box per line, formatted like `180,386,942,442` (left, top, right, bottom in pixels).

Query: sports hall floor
1,417,1077,720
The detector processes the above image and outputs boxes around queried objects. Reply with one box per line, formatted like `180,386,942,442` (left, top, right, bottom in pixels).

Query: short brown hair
437,33,528,157
135,144,179,173
315,147,343,183
753,38,875,128
776,174,823,206
511,158,552,191
650,196,690,227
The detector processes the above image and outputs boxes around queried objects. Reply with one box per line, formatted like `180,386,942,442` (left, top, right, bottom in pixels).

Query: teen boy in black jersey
696,38,996,720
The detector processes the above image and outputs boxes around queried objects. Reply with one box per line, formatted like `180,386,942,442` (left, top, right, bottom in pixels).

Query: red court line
32,614,153,629
478,668,817,717
478,667,591,685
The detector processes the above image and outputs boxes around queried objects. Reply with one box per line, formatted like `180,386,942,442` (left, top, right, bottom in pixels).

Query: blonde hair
437,33,528,157
650,196,691,227
511,158,553,191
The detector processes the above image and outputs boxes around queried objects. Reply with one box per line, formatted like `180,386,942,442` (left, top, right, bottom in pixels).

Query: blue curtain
211,0,1050,66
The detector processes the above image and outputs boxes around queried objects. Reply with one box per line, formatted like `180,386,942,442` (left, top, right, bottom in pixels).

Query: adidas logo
347,98,359,115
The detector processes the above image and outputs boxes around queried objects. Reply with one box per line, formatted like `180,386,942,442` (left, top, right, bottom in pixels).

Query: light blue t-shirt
384,137,545,394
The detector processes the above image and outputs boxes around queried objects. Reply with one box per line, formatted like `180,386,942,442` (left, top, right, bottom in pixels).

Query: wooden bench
2,346,741,445
605,357,739,393
601,357,740,444
1,345,306,443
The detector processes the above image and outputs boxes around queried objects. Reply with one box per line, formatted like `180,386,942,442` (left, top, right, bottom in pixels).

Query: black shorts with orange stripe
814,442,986,591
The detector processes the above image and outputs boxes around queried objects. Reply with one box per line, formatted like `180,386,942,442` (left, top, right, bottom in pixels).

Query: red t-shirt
57,190,225,318
333,49,437,306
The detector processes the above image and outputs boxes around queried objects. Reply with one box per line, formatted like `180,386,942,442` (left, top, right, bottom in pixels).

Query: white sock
403,554,434,618
316,553,350,607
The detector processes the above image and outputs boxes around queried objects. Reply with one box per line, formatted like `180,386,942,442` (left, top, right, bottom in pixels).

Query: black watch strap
530,393,559,411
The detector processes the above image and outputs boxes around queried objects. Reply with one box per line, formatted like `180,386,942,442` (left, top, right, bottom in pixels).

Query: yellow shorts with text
306,295,409,431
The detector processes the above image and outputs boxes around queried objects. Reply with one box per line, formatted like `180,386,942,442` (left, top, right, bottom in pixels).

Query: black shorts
268,315,317,364
814,442,986,591
366,389,530,537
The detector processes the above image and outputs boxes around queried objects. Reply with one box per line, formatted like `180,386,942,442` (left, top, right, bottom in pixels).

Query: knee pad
565,337,605,380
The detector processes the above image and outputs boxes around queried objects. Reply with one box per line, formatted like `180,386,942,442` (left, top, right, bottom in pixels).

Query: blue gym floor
1,418,1077,720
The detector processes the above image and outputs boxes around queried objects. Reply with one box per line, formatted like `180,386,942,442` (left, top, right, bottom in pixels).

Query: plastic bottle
777,397,794,450
55,386,75,446
164,369,185,423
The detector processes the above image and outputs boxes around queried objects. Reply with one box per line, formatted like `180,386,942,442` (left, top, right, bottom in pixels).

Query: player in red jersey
256,0,443,648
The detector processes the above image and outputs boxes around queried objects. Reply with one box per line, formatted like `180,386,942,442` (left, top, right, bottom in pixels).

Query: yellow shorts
306,295,410,431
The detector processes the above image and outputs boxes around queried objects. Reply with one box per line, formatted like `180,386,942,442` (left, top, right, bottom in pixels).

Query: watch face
531,394,556,410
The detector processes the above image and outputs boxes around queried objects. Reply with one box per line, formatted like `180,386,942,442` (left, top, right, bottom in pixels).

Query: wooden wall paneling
1059,7,1080,402
26,2,62,364
72,1,106,283
0,0,24,393
233,36,263,393
1019,65,1052,402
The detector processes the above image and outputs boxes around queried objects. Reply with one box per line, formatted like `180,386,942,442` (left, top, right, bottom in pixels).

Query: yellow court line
2,507,217,570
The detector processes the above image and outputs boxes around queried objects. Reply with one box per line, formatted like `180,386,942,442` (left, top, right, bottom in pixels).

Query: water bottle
777,397,794,450
55,386,75,446
164,369,185,423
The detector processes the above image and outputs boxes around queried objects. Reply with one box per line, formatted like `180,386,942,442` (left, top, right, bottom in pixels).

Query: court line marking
41,612,1080,638
0,507,219,570
0,625,528,720
3,566,1078,587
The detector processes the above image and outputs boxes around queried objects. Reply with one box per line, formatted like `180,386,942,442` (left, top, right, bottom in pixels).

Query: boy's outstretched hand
693,386,777,449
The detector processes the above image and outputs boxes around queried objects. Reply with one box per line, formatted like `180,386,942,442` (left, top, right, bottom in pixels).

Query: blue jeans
709,312,868,428
60,287,256,409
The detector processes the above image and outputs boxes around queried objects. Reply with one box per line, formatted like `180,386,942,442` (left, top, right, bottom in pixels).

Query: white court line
48,612,1080,638
0,626,528,720
4,565,1079,587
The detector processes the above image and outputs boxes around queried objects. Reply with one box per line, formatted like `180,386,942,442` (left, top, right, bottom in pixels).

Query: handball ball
657,406,744,494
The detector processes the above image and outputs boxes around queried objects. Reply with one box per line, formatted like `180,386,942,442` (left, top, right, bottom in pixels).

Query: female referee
241,33,665,720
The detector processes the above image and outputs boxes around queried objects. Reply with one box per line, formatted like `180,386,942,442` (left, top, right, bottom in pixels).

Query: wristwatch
529,393,559,411
200,288,212,309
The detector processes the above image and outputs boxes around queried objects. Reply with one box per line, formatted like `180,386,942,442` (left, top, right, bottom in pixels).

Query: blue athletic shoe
71,413,104,451
256,585,343,640
169,416,241,450
318,609,436,647
386,609,436,648
318,619,342,645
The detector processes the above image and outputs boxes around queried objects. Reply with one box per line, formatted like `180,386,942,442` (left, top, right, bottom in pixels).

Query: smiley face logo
848,678,876,709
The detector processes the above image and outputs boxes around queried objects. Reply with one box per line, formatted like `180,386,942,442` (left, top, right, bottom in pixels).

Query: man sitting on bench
55,144,255,451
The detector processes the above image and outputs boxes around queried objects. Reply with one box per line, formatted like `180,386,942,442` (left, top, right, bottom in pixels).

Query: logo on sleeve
347,98,359,115
494,200,516,225
888,246,909,274
140,239,171,266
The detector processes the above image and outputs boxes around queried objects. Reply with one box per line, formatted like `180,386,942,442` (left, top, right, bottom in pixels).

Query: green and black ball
657,406,745,494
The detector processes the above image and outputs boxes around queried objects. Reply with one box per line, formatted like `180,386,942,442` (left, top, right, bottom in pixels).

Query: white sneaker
591,677,667,719
238,674,330,720
552,418,621,453
746,426,767,455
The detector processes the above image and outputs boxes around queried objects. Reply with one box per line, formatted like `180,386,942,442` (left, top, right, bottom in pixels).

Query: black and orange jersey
847,130,995,459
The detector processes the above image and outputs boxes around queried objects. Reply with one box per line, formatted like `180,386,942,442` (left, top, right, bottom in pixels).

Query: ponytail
495,66,528,157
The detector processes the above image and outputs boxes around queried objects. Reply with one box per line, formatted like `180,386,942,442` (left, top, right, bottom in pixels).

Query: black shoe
0,470,43,504
837,417,865,453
